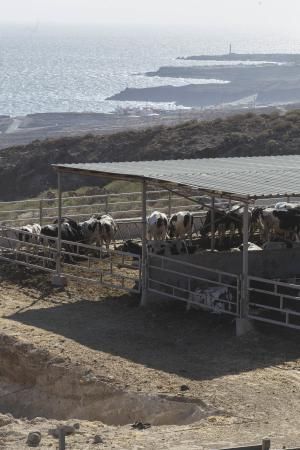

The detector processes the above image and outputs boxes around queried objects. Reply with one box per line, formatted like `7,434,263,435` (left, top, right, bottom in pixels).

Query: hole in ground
0,377,212,426
0,334,215,426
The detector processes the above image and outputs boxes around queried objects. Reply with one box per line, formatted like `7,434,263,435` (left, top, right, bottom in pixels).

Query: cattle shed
53,155,300,335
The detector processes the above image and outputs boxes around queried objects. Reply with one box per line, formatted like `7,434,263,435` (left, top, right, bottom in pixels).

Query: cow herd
14,200,300,258
147,211,194,241
17,214,118,254
147,201,300,247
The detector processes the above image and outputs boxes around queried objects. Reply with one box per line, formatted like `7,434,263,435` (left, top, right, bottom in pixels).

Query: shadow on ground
7,291,300,382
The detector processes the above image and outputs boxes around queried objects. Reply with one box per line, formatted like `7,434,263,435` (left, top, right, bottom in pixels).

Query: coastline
108,53,300,109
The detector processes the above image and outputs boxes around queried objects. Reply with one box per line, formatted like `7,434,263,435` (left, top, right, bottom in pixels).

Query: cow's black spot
183,214,190,228
104,223,111,234
157,217,164,227
88,221,97,233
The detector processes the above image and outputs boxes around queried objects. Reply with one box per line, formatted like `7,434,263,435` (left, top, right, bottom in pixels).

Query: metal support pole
168,191,172,218
211,196,215,251
56,172,62,275
141,180,148,306
39,199,43,226
58,428,66,450
236,202,253,336
241,202,249,317
51,173,66,287
105,194,109,214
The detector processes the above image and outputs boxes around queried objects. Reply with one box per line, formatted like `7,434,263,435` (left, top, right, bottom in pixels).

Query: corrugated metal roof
53,155,300,201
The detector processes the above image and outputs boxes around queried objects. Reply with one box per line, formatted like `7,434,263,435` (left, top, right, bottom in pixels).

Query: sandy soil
0,263,300,448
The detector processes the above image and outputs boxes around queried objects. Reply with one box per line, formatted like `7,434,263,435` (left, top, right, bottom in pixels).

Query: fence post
58,428,66,450
236,202,253,336
51,172,66,288
141,180,148,306
105,194,109,214
211,196,215,251
57,173,62,276
262,438,271,450
39,199,43,226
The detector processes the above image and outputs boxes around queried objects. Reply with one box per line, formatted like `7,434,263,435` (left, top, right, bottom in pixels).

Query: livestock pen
0,155,300,335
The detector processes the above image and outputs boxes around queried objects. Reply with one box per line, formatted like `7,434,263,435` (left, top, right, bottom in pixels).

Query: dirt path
0,264,300,448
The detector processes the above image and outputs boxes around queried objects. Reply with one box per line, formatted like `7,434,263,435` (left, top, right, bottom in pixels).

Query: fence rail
0,225,141,294
147,253,240,316
0,188,208,227
248,275,300,329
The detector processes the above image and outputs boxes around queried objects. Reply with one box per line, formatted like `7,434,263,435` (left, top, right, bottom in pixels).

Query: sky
1,0,300,34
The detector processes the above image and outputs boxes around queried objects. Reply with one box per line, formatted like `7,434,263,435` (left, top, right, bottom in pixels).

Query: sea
0,24,300,117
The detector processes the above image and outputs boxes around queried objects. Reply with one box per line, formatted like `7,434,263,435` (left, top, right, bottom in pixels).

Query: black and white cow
201,206,254,242
80,214,117,250
79,217,100,246
147,211,168,240
230,242,262,252
201,209,231,241
41,220,82,254
17,223,41,251
253,207,300,241
94,214,118,251
168,211,194,241
274,202,300,211
147,239,190,256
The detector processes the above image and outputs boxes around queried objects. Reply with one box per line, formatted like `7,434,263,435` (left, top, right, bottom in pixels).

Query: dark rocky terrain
178,52,300,63
109,53,300,108
1,109,300,200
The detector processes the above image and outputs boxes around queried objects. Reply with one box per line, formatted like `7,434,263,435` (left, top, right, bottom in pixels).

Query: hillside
1,109,300,201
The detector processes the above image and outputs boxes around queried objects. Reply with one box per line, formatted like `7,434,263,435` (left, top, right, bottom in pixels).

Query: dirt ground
0,263,300,449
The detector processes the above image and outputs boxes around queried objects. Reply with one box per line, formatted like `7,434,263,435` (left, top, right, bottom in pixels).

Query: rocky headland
108,53,300,108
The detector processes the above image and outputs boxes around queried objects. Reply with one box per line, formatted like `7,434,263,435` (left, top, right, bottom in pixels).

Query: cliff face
1,109,300,200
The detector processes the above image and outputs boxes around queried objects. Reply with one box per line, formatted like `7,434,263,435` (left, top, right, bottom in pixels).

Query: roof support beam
241,202,249,318
236,202,254,336
211,196,216,251
140,179,148,306
51,172,67,288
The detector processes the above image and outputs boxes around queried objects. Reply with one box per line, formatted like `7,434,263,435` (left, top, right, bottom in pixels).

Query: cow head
251,207,264,223
87,219,98,233
168,215,177,238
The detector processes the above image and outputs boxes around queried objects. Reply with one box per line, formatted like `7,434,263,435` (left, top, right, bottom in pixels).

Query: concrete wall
179,248,300,279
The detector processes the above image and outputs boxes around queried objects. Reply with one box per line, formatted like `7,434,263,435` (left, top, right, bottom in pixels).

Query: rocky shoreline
108,53,300,109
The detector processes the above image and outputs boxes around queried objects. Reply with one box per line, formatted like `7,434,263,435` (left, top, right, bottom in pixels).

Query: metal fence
147,253,240,316
2,222,300,330
0,225,141,294
0,189,206,227
248,275,300,329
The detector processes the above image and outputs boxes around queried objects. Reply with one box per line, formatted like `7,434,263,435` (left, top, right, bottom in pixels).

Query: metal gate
147,253,240,316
